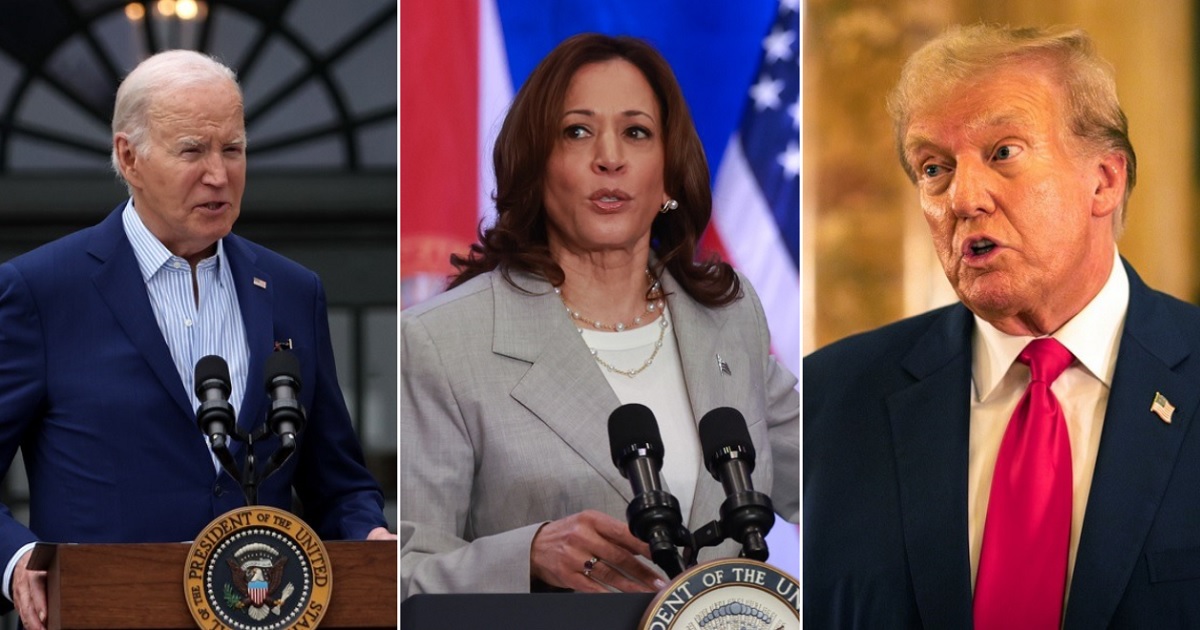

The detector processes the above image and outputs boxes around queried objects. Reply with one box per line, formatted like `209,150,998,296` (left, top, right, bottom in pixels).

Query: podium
34,541,396,630
401,593,655,630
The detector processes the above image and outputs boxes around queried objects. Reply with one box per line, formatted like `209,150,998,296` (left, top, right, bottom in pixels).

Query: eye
993,144,1022,161
626,126,652,140
922,163,943,178
224,146,245,155
563,125,591,140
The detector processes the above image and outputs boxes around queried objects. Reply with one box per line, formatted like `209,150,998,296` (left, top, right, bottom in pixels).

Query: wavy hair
449,33,739,306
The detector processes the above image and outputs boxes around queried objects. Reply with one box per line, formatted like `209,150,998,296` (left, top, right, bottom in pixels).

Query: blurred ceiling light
124,3,145,21
156,0,176,17
176,0,199,20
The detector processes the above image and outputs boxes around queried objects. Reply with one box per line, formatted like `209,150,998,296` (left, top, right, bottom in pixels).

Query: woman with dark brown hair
401,33,798,598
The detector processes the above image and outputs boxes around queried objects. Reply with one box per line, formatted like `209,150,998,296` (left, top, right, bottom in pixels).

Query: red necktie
974,338,1074,630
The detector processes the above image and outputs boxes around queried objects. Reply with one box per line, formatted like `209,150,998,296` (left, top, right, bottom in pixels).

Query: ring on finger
583,555,599,572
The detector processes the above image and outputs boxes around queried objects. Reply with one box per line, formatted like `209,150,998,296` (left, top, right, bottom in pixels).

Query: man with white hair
0,50,393,629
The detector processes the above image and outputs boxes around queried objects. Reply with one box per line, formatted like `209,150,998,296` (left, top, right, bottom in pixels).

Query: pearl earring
659,199,678,214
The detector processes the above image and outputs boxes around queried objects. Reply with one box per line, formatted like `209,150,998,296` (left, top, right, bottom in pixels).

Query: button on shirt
968,248,1129,605
122,202,250,444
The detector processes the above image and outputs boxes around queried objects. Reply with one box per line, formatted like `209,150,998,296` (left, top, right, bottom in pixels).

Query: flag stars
750,75,785,111
778,141,800,179
788,101,799,130
762,28,797,64
779,0,801,14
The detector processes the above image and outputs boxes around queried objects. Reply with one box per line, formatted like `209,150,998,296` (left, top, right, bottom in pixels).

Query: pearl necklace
587,316,669,378
555,270,668,377
554,270,662,332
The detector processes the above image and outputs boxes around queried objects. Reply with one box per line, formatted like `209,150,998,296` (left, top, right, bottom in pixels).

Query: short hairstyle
887,24,1137,232
449,33,739,306
110,50,242,189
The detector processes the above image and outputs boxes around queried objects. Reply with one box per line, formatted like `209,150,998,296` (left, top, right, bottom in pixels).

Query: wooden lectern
32,541,396,630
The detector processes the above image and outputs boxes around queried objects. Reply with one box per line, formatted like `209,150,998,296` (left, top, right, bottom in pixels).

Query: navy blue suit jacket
804,260,1200,628
0,206,386,590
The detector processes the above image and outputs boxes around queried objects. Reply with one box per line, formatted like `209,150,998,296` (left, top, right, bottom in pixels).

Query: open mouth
968,238,996,257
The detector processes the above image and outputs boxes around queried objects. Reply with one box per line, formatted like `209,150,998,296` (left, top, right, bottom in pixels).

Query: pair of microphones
193,351,308,505
607,404,776,578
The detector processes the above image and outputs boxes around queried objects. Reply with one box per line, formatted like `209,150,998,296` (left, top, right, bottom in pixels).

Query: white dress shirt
968,248,1129,603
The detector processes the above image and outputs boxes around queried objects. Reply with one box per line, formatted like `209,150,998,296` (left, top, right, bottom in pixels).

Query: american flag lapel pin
1151,392,1175,424
716,354,731,376
253,277,267,289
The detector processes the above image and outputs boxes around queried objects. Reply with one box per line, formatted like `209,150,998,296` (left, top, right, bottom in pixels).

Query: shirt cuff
3,541,38,602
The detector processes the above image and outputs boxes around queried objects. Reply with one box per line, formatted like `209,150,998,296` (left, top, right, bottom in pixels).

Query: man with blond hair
0,50,392,629
805,24,1200,628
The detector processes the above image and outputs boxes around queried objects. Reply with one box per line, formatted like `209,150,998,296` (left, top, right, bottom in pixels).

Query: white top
968,247,1129,604
580,305,702,525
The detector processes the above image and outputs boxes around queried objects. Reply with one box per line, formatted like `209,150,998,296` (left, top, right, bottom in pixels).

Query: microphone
194,355,235,452
264,350,307,450
698,407,775,561
607,403,687,578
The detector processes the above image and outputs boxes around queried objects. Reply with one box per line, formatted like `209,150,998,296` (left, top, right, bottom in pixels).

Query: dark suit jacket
804,260,1200,629
0,206,386,593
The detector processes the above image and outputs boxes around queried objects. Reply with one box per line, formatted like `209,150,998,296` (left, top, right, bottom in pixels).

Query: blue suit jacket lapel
224,234,273,436
886,304,975,629
86,208,194,419
1064,262,1198,629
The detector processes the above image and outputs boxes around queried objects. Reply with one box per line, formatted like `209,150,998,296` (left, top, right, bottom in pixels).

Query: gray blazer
400,268,799,597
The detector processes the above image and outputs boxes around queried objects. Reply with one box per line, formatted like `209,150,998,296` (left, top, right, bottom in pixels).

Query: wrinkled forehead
902,60,1069,145
147,81,245,133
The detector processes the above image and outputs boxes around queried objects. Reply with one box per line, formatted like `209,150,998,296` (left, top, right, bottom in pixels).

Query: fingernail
654,579,667,590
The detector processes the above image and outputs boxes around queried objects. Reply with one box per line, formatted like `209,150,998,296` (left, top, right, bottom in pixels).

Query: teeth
970,239,996,255
600,196,618,202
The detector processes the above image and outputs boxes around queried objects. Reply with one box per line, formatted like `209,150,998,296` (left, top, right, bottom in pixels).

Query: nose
947,159,995,218
591,131,626,175
200,151,228,187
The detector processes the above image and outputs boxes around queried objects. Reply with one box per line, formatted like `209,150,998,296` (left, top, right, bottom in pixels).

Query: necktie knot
1018,337,1073,385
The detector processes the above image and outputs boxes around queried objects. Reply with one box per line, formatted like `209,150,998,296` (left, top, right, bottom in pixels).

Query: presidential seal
640,559,799,630
184,506,332,630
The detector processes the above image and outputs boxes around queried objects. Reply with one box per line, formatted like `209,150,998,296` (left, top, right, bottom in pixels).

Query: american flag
400,0,800,577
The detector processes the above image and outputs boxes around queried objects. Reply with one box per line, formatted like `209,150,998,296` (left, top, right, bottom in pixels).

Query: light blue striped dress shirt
122,201,250,432
3,203,254,601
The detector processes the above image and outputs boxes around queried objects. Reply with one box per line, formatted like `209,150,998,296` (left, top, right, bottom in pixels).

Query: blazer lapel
497,273,634,502
223,234,272,435
87,208,194,419
886,305,975,629
659,273,741,531
1064,265,1198,629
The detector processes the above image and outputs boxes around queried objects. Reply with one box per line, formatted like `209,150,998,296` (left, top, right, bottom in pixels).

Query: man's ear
1091,152,1127,219
114,134,142,189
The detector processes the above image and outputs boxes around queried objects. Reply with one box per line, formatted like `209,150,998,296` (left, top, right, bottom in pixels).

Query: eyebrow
903,111,1036,159
561,109,656,122
176,136,247,147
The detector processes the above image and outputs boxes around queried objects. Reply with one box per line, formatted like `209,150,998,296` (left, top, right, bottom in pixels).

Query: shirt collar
122,200,226,283
972,247,1129,401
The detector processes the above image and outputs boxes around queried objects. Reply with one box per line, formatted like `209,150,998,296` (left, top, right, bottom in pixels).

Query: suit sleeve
290,276,387,540
742,277,800,524
0,264,46,605
400,314,542,598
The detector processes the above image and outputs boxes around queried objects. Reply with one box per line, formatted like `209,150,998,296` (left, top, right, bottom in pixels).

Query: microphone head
607,403,664,471
698,407,756,475
194,355,231,399
264,350,302,391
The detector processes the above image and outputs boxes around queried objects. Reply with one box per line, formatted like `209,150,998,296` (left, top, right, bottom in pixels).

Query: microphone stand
217,424,296,507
